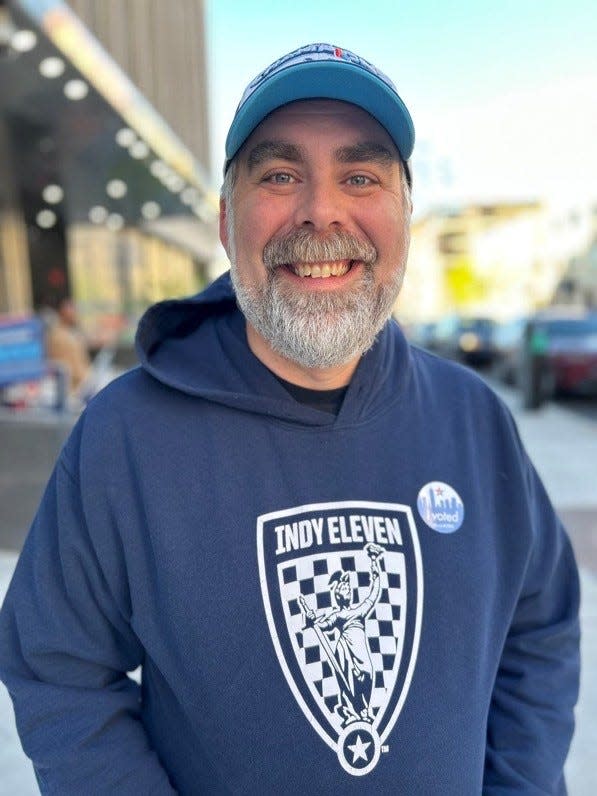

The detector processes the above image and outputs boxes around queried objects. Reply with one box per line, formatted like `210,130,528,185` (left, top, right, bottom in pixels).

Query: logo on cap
236,43,400,112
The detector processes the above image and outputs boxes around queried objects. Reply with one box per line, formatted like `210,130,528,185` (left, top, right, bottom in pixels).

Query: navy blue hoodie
0,274,580,794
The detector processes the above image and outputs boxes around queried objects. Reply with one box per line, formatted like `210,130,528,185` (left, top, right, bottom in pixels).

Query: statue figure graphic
300,543,385,726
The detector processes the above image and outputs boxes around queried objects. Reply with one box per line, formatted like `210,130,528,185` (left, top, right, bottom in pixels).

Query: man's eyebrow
246,141,305,170
335,142,398,165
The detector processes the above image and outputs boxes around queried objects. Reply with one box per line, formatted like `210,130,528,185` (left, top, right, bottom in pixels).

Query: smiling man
0,44,580,794
221,99,411,385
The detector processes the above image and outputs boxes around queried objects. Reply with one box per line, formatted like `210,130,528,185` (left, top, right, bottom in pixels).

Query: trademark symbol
381,745,389,753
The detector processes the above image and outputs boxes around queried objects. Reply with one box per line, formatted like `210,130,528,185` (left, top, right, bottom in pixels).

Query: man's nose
293,180,347,232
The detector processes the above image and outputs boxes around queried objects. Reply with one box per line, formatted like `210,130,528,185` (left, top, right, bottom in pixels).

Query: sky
205,0,597,217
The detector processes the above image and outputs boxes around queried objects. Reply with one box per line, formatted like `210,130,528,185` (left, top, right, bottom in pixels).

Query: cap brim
225,60,415,168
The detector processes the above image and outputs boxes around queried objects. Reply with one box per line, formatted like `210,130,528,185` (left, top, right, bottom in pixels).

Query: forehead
241,99,398,156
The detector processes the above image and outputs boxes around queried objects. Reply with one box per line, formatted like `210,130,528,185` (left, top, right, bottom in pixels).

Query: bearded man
0,43,579,794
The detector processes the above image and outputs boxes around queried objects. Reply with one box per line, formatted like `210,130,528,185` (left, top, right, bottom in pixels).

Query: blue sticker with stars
417,482,464,534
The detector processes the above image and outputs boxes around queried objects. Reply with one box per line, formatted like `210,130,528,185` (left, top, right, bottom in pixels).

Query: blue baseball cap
224,43,415,184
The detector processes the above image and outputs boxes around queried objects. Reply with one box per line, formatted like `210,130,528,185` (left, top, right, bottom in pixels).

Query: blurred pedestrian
41,296,91,394
0,43,580,794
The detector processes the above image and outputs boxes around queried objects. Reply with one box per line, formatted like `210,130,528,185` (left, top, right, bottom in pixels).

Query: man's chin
263,310,379,370
232,264,395,369
269,341,363,371
270,278,366,317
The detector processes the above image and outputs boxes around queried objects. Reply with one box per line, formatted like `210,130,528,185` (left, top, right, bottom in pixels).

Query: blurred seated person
42,296,91,394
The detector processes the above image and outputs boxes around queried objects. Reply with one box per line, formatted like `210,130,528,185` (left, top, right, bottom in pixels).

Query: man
42,296,91,394
0,43,580,794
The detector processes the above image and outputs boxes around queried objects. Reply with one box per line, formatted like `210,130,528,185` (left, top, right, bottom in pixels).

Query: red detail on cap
334,48,343,58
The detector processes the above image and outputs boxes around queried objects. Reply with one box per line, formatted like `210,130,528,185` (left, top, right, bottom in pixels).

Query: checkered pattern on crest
278,548,406,734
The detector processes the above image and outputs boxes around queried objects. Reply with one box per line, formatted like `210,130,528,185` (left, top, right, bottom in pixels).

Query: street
0,378,596,794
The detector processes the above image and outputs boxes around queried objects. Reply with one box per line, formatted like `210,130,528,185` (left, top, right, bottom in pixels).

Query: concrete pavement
0,551,37,795
0,381,596,794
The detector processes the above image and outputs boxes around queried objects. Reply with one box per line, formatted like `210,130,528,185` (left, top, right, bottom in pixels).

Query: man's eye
264,172,294,184
347,175,372,186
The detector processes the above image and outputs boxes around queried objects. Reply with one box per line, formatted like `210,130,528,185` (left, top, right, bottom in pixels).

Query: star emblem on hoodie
347,733,371,763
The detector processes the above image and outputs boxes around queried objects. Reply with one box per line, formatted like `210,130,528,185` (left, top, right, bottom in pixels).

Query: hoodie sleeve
0,449,176,794
483,457,580,795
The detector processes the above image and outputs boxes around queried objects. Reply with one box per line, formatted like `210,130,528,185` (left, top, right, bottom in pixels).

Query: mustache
263,229,377,270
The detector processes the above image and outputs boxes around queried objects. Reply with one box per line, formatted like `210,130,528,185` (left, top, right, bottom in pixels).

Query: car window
539,318,597,335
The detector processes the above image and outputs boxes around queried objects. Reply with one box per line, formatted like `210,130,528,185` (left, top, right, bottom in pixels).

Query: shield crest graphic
257,501,423,776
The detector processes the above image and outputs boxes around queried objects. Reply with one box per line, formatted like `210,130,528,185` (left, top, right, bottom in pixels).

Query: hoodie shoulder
135,272,237,364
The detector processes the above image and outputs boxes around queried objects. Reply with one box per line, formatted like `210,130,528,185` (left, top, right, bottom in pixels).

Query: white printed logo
257,501,423,776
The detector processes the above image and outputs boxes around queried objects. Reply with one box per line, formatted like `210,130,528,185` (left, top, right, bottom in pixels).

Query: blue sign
0,317,47,387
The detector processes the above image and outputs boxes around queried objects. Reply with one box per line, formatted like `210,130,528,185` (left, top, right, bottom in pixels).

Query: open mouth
286,260,356,278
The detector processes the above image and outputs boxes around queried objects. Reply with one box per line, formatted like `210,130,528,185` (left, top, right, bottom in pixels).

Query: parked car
430,315,497,367
519,310,597,408
492,317,527,385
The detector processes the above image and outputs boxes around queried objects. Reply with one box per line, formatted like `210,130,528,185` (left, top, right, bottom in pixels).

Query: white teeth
293,261,352,278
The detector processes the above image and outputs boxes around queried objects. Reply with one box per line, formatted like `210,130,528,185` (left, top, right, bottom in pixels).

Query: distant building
397,201,596,323
552,209,597,308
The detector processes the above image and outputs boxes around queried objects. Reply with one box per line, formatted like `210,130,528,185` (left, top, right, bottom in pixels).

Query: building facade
66,0,211,168
0,0,218,346
397,201,596,324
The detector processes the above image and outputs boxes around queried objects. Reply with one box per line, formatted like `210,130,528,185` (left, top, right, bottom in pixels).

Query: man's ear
219,196,229,254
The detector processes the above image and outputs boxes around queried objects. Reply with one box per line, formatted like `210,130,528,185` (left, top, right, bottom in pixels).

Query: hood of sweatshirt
135,272,413,428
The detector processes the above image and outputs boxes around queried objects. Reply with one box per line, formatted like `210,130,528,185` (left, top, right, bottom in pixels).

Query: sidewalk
495,388,597,512
0,552,37,795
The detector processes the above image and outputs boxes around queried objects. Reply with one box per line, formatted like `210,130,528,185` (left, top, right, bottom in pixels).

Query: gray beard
229,229,405,369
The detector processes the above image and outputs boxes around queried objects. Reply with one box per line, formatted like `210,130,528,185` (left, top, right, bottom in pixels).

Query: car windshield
459,319,494,333
539,318,597,336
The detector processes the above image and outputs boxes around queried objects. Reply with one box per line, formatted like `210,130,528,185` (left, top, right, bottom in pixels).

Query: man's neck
245,322,358,390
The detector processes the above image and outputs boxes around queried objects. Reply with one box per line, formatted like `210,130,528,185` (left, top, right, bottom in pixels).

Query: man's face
220,100,411,371
59,299,77,327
